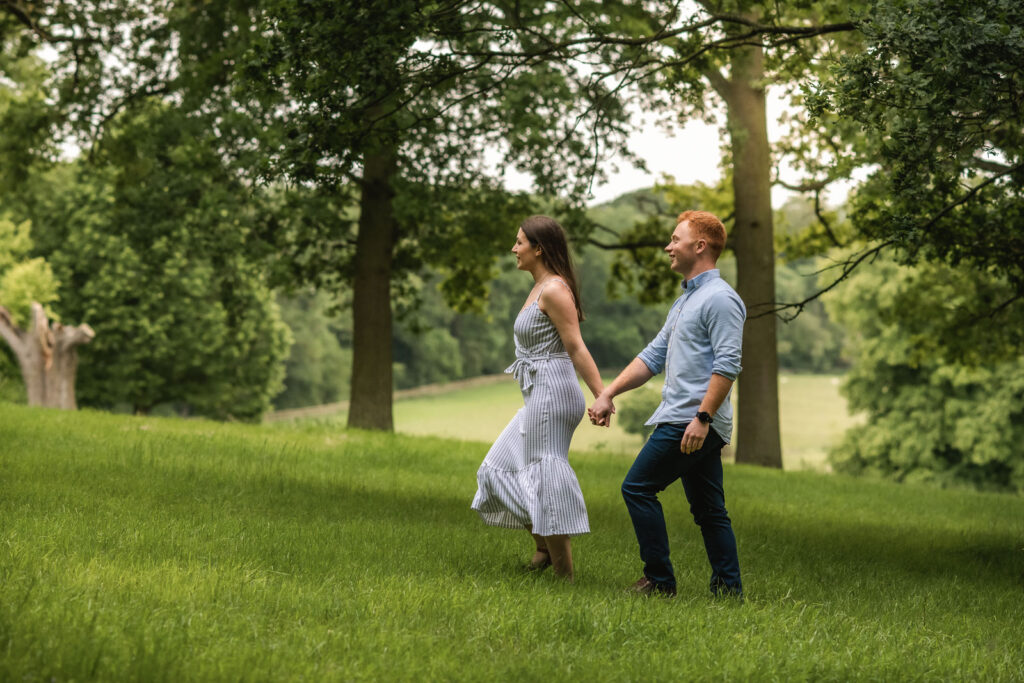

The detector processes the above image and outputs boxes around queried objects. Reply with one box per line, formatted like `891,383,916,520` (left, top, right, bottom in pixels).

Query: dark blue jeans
621,422,742,595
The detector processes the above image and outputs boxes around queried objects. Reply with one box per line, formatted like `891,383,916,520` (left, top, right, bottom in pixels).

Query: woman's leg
526,527,550,569
544,534,574,581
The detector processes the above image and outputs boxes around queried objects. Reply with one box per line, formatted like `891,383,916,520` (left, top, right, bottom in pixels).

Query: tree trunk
719,43,784,468
0,302,94,409
346,143,398,431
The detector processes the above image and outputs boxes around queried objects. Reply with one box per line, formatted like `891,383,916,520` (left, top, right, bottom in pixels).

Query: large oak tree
240,0,636,430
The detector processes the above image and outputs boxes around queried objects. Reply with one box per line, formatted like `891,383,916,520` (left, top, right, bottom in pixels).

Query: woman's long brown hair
520,215,584,321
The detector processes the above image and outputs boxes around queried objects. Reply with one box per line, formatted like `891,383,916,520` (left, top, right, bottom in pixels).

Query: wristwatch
695,411,714,425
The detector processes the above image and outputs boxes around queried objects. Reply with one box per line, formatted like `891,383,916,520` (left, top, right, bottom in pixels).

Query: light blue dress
471,280,590,536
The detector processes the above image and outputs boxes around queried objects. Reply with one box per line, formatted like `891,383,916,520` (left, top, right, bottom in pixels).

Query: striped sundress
471,279,590,537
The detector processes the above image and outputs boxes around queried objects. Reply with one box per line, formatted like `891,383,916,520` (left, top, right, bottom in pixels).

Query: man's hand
680,419,709,454
588,394,615,427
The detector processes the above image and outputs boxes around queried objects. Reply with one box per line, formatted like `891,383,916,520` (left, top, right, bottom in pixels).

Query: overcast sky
506,94,859,209
586,115,726,205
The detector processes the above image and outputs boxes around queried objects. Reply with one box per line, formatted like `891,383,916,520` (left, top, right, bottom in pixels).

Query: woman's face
512,228,541,271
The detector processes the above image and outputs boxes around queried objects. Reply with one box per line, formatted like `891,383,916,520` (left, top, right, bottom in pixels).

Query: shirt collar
681,268,720,291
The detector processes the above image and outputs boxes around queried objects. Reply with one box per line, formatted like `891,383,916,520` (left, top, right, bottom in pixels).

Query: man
589,210,745,597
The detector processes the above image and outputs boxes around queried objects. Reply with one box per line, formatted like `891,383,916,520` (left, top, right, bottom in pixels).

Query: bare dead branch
971,156,1014,174
758,160,1024,320
752,239,895,320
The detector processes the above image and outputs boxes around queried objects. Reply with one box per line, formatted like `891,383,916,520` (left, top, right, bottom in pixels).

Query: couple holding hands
471,211,745,598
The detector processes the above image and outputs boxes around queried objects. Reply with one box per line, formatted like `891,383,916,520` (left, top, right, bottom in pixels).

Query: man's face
665,220,699,275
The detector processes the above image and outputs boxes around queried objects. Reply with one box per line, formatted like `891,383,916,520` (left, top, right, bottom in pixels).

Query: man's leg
621,423,688,592
679,429,742,596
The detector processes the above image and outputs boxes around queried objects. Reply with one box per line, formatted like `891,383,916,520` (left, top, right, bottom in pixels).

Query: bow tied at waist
504,351,570,391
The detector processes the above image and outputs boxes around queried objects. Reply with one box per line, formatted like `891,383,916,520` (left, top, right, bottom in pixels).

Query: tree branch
765,159,1024,319
812,190,841,247
703,66,733,104
584,238,665,250
85,81,172,159
448,13,855,60
751,240,895,320
971,156,1014,174
56,321,96,349
774,178,828,193
0,0,54,42
776,177,844,248
0,305,26,356
966,293,1024,325
921,161,1024,230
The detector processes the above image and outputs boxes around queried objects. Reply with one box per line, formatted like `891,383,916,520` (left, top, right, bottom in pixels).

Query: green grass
776,373,863,470
3,402,1022,681
307,372,860,469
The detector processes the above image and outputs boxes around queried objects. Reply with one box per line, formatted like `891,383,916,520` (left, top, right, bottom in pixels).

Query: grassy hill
2,403,1022,681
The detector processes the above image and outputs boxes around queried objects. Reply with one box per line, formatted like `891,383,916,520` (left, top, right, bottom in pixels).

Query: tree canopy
30,103,291,419
826,254,1024,493
810,0,1024,293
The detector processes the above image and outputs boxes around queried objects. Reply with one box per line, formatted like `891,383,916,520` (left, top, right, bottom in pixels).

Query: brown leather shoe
628,576,677,597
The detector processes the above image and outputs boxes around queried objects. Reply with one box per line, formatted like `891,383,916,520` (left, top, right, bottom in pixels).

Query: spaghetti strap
539,277,574,301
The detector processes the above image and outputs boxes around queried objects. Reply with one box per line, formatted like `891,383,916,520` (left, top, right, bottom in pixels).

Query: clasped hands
588,394,614,427
588,392,709,455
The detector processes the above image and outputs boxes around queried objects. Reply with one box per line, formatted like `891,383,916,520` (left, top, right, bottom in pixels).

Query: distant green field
3,402,1022,681
306,373,860,470
775,373,863,470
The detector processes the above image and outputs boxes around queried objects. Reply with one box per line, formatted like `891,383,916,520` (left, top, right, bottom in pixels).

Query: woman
471,215,604,581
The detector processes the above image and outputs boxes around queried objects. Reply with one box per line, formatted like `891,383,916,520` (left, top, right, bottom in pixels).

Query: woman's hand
589,394,615,427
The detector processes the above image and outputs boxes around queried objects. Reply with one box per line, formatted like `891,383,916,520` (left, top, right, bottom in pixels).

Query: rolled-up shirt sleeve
636,299,678,375
706,290,746,381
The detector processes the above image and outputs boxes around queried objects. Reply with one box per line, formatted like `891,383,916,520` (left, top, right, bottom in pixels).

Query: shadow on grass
736,507,1024,600
9,438,1023,598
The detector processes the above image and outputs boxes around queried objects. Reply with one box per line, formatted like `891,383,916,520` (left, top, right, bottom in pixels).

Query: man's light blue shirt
637,269,745,443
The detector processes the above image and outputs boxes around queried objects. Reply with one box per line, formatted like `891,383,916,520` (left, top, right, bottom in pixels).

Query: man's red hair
676,210,726,260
